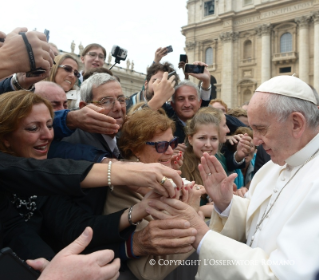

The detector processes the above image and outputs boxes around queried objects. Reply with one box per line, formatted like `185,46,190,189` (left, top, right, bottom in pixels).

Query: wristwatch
12,73,35,91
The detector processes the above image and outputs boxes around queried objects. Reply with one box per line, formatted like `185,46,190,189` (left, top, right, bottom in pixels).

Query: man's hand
66,104,120,134
188,61,210,88
16,72,49,90
132,219,196,256
0,28,54,77
198,153,236,212
27,227,120,280
154,47,168,63
148,72,176,110
178,60,189,80
146,198,208,250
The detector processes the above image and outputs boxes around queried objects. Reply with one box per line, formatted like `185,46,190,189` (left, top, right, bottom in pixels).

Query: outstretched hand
198,153,236,212
27,227,120,280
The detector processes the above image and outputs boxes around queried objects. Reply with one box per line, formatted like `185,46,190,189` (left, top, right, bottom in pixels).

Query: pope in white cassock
147,75,319,280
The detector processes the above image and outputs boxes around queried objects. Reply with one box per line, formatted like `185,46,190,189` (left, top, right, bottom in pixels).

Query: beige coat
104,186,194,280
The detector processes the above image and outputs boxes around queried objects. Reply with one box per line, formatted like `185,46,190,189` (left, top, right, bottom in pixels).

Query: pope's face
248,92,295,166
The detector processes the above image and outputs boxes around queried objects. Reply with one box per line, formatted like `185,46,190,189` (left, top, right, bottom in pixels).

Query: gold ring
160,176,167,186
207,173,212,176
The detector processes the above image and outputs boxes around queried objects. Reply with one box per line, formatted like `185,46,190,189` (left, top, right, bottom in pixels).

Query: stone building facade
182,0,319,108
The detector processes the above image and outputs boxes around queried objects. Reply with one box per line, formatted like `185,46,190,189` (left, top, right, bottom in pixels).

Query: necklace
249,146,319,246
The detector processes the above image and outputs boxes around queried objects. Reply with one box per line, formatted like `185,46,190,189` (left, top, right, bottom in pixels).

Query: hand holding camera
0,27,54,79
185,61,210,88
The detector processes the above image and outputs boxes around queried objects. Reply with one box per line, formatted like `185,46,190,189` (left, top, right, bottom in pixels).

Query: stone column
313,12,319,91
295,16,310,84
257,24,272,83
219,32,238,107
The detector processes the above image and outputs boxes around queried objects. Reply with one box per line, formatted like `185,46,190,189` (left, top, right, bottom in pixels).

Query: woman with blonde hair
46,53,80,109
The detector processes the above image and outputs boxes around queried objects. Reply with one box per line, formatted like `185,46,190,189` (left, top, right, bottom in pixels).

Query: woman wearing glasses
46,53,80,109
80,43,106,76
47,54,80,93
103,105,204,280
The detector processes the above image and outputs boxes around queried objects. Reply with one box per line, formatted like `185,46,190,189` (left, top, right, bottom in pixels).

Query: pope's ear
291,112,306,138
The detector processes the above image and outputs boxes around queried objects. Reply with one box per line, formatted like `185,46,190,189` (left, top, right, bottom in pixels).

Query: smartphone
180,54,187,63
168,71,176,78
26,29,50,77
44,29,50,42
166,45,173,54
184,64,205,74
0,247,40,280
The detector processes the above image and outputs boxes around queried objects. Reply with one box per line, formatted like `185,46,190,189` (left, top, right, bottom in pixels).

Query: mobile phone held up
166,45,173,54
184,64,205,74
180,54,187,63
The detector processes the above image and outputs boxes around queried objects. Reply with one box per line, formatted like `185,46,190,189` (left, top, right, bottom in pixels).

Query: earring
136,157,139,162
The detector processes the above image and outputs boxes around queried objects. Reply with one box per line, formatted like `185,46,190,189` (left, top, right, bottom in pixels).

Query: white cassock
196,133,319,280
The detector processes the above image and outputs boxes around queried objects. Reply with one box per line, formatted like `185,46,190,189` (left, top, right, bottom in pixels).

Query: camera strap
19,32,36,72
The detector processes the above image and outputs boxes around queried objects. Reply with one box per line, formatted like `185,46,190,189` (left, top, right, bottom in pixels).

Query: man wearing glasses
63,73,125,159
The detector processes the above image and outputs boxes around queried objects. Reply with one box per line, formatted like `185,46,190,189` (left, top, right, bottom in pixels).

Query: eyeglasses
87,52,105,61
58,65,80,78
146,137,179,153
91,96,126,109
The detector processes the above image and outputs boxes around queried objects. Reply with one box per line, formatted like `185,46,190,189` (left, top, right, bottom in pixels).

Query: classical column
219,32,239,107
257,24,272,83
313,12,319,91
295,16,311,84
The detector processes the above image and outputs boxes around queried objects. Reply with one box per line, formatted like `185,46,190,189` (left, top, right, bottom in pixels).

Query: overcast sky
2,0,188,76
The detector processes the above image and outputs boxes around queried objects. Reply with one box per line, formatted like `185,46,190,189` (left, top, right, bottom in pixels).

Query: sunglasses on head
146,137,179,153
58,65,80,78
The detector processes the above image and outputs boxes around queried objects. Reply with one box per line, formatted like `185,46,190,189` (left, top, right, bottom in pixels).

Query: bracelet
128,205,141,226
12,73,35,91
200,82,211,91
19,32,36,71
108,161,113,191
233,151,245,165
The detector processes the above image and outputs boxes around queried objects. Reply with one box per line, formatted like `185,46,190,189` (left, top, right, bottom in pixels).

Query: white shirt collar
285,133,319,167
101,134,117,151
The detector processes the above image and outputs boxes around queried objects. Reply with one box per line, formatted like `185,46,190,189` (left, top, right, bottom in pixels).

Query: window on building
205,47,213,65
280,33,292,53
244,0,253,5
243,40,252,59
204,1,215,16
279,67,292,73
243,89,251,103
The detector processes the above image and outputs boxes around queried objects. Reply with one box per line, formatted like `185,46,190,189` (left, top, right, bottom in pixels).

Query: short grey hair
172,80,200,103
80,73,118,103
264,92,319,129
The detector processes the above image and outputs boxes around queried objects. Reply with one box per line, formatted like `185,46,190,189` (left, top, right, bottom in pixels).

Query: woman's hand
171,151,183,170
198,153,237,212
234,187,248,198
180,183,206,212
226,134,243,145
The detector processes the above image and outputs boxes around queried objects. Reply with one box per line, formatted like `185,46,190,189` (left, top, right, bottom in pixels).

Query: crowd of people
0,27,318,280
